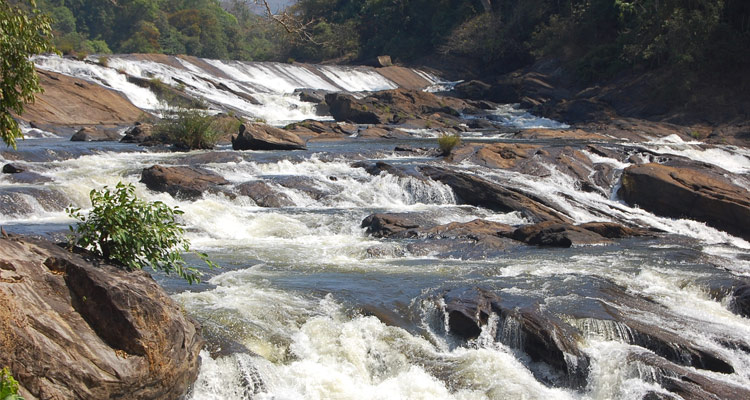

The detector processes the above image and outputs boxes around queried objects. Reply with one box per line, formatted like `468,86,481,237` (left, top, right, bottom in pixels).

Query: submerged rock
141,165,229,200
232,123,307,151
0,236,203,400
619,163,750,240
2,163,24,173
237,181,294,208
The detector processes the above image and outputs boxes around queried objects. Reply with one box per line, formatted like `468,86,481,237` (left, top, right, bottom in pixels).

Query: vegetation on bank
0,367,23,400
1,0,56,148
67,182,217,283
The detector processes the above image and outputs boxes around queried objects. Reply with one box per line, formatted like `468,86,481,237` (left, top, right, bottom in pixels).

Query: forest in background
13,0,750,103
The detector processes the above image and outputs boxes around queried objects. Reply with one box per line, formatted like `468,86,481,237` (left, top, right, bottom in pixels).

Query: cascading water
3,54,750,399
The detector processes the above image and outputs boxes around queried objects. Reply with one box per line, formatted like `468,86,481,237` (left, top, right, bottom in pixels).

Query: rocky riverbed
1,54,749,399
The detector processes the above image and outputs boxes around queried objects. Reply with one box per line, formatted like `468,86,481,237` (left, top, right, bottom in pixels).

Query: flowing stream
2,56,750,399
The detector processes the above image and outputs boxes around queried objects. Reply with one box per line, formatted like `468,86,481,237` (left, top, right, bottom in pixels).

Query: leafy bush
0,367,23,400
67,183,216,284
153,108,220,150
437,132,461,155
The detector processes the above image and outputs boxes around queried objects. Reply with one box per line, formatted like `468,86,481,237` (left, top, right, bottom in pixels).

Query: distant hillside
35,0,285,61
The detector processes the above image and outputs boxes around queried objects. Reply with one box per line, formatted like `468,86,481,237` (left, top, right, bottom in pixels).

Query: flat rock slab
619,162,750,240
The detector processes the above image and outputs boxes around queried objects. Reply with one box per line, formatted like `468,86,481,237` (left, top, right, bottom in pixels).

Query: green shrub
67,183,217,284
153,108,220,150
437,132,461,155
0,367,23,400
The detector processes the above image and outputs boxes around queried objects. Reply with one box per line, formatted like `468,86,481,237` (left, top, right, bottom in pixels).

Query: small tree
0,367,23,400
67,183,216,284
153,108,221,150
0,0,56,149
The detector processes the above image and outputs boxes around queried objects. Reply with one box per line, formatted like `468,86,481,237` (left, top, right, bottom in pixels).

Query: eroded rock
141,165,229,200
232,123,307,151
0,236,203,400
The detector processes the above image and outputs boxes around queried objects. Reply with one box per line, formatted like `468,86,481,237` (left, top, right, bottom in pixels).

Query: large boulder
0,236,203,400
120,123,154,144
511,221,612,247
2,163,24,173
70,126,122,142
236,181,294,208
619,163,750,240
232,123,306,151
141,165,229,200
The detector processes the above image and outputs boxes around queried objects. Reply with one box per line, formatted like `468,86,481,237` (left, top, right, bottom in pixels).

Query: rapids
2,55,750,399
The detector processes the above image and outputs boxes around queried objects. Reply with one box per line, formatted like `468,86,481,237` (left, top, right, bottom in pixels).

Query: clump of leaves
0,367,23,400
67,182,216,284
437,132,461,155
153,108,220,150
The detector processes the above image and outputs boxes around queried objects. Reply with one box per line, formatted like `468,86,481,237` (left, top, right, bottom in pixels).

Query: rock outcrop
237,181,294,208
619,163,750,240
70,126,122,142
0,236,203,400
419,165,569,223
141,165,229,200
232,123,307,151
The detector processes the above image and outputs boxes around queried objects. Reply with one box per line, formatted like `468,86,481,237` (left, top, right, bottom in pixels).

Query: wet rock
237,181,294,208
419,165,569,223
3,171,53,185
284,120,353,140
181,151,244,165
598,285,735,374
466,118,495,129
274,176,335,201
294,88,329,104
70,126,121,142
361,213,428,238
120,123,154,144
141,165,229,200
2,163,23,173
730,284,750,318
578,222,652,238
443,288,590,389
232,123,307,151
512,221,611,247
0,236,203,400
325,93,383,124
629,352,750,400
394,145,441,157
357,126,410,139
619,163,750,240
351,161,419,179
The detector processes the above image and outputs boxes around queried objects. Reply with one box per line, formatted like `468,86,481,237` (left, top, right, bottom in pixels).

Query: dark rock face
0,236,203,400
512,221,612,247
237,181,294,208
361,213,429,238
619,163,750,240
443,288,590,389
730,285,750,318
325,93,383,124
2,163,24,173
232,123,307,151
419,165,569,223
454,80,492,100
141,165,229,200
120,123,154,144
70,126,121,142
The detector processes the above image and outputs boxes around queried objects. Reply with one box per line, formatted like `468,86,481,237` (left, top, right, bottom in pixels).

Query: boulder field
0,236,203,400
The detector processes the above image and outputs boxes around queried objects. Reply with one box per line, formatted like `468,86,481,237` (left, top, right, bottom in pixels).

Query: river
1,55,749,399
